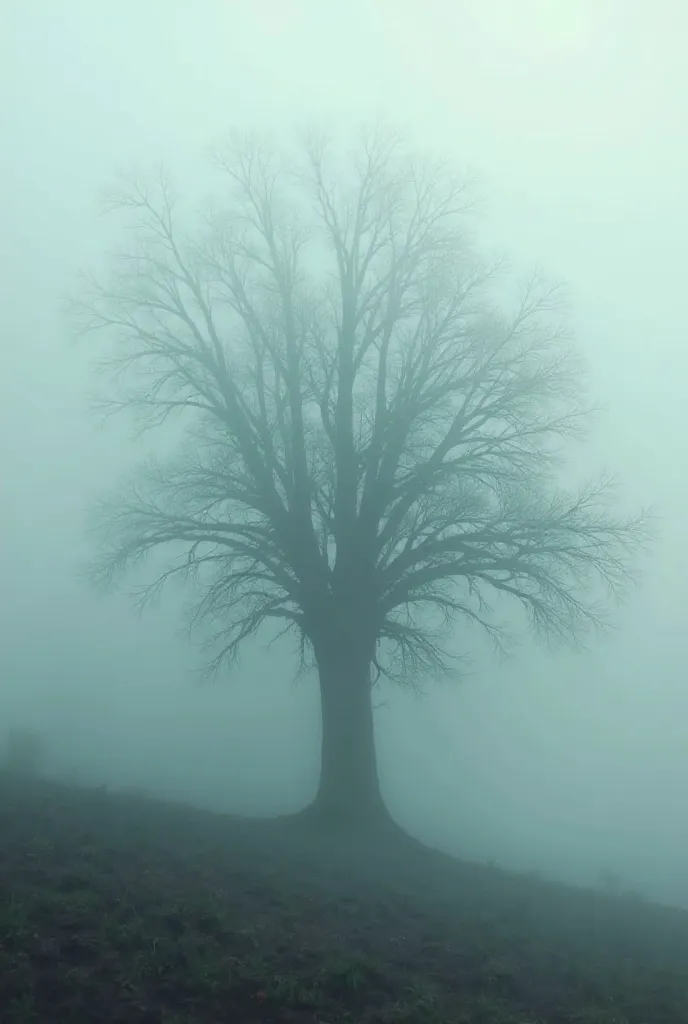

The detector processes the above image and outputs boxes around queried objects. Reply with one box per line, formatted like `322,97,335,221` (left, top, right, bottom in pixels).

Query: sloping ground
1,773,687,1023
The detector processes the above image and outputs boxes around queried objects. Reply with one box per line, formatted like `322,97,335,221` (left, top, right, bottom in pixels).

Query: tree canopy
72,125,652,687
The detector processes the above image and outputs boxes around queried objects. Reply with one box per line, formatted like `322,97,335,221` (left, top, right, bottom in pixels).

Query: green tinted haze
2,0,686,907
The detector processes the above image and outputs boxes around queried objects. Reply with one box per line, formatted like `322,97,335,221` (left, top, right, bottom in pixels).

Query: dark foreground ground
1,773,687,1023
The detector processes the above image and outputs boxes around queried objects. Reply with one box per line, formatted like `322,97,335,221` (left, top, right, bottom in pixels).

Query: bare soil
1,772,687,1022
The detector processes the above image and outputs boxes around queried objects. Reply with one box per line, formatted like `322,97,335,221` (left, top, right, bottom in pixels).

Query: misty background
2,1,686,908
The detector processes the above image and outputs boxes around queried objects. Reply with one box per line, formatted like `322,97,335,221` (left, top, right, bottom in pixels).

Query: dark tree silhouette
71,126,651,833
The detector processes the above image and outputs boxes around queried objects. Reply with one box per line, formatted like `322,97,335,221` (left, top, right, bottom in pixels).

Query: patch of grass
1,774,687,1022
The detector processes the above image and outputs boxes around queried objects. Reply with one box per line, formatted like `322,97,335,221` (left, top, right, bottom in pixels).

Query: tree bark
306,635,390,830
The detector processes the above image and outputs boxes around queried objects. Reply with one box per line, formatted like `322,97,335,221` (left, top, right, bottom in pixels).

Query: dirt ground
1,772,687,1022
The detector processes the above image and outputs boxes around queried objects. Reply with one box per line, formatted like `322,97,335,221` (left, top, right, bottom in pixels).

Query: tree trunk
307,636,390,831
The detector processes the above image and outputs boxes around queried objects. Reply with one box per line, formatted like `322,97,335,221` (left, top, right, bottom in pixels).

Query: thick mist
3,0,687,911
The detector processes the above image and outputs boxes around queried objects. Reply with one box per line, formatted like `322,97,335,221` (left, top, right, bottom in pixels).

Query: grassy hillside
1,772,687,1023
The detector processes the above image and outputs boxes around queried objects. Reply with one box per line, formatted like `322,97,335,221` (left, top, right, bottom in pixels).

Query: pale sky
2,0,688,907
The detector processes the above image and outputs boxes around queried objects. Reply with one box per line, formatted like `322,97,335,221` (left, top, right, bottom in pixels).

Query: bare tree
70,125,652,832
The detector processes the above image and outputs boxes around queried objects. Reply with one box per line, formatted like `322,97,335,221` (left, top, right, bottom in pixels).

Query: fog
3,1,687,910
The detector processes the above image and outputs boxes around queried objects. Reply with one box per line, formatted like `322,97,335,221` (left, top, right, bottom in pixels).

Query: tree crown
71,126,653,684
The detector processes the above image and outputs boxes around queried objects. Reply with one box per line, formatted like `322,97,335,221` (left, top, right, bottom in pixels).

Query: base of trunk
294,790,397,833
270,798,437,885
287,794,425,859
